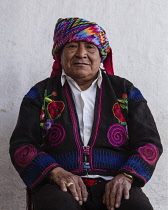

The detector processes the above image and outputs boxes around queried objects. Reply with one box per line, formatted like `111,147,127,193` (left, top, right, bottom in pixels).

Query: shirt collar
61,68,102,88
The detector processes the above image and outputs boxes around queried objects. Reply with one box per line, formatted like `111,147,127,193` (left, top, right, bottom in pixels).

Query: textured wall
0,0,168,209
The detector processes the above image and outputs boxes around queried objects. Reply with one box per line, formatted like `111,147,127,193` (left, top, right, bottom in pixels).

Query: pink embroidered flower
107,124,127,147
138,144,159,165
47,123,66,146
14,145,37,168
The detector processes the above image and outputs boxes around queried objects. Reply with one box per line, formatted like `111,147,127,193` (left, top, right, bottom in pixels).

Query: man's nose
75,44,87,58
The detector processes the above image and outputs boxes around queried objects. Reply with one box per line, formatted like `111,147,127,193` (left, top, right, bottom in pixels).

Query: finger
114,185,123,209
123,186,130,200
67,183,79,202
122,177,131,200
109,188,116,210
60,180,67,192
80,186,88,202
76,186,83,205
71,177,87,204
78,179,88,202
108,181,120,210
70,180,82,204
103,195,114,210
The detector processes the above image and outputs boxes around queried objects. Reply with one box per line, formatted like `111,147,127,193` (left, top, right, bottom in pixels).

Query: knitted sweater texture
10,71,162,189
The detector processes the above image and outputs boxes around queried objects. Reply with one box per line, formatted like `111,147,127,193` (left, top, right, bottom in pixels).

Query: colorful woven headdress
51,17,114,77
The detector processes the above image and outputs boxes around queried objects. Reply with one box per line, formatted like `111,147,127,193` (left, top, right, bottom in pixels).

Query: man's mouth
73,63,89,66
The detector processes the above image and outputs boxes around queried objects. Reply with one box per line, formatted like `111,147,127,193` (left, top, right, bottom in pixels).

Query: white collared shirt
61,69,102,146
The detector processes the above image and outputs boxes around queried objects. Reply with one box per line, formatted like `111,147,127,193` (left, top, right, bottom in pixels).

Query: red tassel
50,53,62,77
103,49,114,75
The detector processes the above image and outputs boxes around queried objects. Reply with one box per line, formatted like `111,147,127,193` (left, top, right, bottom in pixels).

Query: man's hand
49,167,88,205
103,173,133,210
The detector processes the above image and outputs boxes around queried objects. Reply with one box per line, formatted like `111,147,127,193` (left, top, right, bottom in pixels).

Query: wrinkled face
60,41,101,82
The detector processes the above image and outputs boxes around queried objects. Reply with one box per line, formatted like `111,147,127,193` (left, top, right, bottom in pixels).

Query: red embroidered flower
113,103,126,124
40,109,45,121
52,92,57,96
47,101,65,120
122,94,127,99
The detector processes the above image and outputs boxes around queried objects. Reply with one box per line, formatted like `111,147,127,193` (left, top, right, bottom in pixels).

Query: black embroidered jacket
10,71,163,189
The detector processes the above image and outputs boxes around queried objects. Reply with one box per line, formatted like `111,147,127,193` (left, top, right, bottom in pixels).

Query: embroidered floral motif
46,123,66,146
39,90,65,147
40,109,45,121
112,103,126,125
107,124,127,147
138,144,159,165
14,145,37,167
52,91,57,96
117,94,128,110
41,90,65,121
47,101,65,120
45,119,53,131
129,88,146,102
24,86,42,99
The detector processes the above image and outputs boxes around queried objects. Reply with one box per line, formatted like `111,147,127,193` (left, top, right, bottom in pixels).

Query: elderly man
10,17,162,210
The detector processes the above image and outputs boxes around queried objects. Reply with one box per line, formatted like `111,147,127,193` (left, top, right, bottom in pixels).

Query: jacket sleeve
117,84,163,187
9,84,60,189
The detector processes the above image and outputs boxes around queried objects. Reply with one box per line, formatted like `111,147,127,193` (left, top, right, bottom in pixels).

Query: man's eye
86,45,94,49
86,44,97,52
68,44,77,48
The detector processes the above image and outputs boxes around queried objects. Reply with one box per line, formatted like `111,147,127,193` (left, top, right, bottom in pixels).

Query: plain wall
0,0,168,209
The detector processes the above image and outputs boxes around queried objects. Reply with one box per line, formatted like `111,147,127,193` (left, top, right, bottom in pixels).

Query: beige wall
0,0,168,209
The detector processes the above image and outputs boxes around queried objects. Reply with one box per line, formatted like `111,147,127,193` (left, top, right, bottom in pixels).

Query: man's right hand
49,167,88,206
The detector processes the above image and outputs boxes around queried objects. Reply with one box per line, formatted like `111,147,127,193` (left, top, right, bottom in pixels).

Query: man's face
60,41,101,82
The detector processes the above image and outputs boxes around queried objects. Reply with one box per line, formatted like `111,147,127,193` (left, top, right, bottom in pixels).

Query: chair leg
26,187,34,210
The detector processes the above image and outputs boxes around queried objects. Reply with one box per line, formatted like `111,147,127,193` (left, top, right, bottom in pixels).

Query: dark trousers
32,182,153,210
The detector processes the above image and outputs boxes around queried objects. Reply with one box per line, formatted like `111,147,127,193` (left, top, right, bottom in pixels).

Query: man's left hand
103,173,133,210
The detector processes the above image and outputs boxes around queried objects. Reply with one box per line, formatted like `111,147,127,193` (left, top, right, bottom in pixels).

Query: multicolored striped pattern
52,17,111,61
